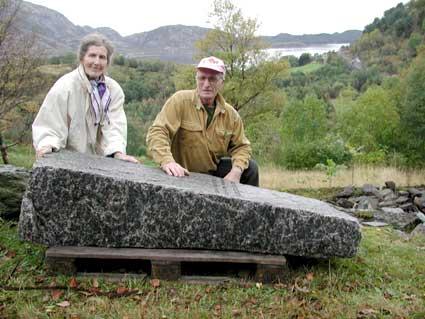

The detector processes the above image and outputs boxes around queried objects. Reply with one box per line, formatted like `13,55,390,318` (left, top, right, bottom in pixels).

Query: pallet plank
46,247,287,265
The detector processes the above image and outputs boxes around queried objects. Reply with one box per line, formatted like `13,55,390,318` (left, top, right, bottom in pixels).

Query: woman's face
81,45,108,80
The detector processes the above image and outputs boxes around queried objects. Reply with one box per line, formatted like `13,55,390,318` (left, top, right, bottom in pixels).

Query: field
260,164,425,191
290,62,324,74
1,220,424,318
1,145,425,318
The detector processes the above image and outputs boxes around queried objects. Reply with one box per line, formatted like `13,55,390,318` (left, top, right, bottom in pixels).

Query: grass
1,220,424,318
260,164,425,190
290,62,324,74
6,144,36,169
2,146,425,317
38,64,73,77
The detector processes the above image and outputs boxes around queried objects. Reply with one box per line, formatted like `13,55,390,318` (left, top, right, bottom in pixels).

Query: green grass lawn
1,219,424,318
290,62,324,74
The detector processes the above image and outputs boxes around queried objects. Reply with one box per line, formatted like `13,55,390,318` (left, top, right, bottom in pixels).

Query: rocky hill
16,0,361,63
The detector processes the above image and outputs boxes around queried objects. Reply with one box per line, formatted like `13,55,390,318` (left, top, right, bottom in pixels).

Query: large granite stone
19,151,361,258
0,165,30,220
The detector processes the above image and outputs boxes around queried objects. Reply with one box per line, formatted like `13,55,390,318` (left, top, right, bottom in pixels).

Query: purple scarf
90,78,111,125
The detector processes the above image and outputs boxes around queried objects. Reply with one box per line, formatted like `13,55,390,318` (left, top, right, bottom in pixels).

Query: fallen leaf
42,293,50,302
56,301,70,308
69,277,78,288
313,301,323,311
51,290,64,300
383,291,393,299
357,307,378,318
232,309,242,317
273,283,286,289
205,287,213,293
45,305,55,313
249,298,257,305
402,294,417,301
306,272,314,281
116,287,129,295
294,278,310,293
69,314,81,319
92,278,99,288
5,250,16,258
88,287,101,294
194,293,202,302
35,275,45,284
150,279,160,288
213,304,222,316
79,291,93,297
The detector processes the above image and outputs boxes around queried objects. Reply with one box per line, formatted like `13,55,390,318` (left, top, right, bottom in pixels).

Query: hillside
350,1,425,73
15,0,361,63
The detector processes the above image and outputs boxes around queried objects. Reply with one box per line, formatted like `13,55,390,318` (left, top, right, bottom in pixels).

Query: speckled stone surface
18,151,361,258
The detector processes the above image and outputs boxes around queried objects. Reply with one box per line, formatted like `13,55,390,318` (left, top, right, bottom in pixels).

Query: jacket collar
193,89,226,114
77,64,94,93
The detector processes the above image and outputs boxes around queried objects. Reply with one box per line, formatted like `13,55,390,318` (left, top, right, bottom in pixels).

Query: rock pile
333,182,424,231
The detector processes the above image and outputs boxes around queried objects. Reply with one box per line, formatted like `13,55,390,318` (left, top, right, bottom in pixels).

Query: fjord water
265,43,349,57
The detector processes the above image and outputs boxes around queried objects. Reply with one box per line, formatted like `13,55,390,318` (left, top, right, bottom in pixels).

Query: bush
278,136,351,169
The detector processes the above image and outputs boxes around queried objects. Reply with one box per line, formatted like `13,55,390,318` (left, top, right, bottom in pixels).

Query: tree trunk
0,131,9,164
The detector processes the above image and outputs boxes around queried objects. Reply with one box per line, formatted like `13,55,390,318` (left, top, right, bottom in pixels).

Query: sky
27,0,410,36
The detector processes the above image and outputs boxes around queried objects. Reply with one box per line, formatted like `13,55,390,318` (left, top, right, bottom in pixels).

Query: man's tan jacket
147,90,252,173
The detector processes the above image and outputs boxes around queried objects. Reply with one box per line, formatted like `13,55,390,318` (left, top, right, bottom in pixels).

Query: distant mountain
17,0,361,63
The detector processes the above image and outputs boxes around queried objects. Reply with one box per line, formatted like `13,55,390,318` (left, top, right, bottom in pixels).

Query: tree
195,0,288,111
298,52,312,66
338,86,400,153
399,49,425,164
0,0,44,163
279,96,349,169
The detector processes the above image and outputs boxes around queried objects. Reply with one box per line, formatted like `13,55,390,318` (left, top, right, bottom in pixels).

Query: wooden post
255,264,286,283
151,260,181,281
45,256,77,274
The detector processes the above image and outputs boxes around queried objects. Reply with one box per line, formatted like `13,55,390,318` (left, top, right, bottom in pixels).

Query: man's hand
224,166,242,183
161,162,189,177
36,145,53,158
114,152,140,163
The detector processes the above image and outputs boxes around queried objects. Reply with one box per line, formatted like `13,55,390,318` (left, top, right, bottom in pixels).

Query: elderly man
146,56,258,186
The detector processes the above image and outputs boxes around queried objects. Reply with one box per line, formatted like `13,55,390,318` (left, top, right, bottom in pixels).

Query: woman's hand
113,152,140,163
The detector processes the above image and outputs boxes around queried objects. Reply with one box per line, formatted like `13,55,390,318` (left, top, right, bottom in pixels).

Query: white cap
197,56,226,76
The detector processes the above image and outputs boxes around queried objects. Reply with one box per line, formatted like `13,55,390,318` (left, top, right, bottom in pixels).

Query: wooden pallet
45,246,287,283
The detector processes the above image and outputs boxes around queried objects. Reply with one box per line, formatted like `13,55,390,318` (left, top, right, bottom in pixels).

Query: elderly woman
32,33,138,163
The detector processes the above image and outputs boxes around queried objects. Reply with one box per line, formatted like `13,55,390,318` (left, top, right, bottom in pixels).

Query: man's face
196,68,224,103
81,45,108,80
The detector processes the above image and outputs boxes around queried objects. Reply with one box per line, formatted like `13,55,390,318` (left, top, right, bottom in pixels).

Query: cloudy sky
28,0,409,36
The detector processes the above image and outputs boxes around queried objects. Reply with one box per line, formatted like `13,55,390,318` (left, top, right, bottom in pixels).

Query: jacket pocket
213,128,232,155
180,120,203,147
